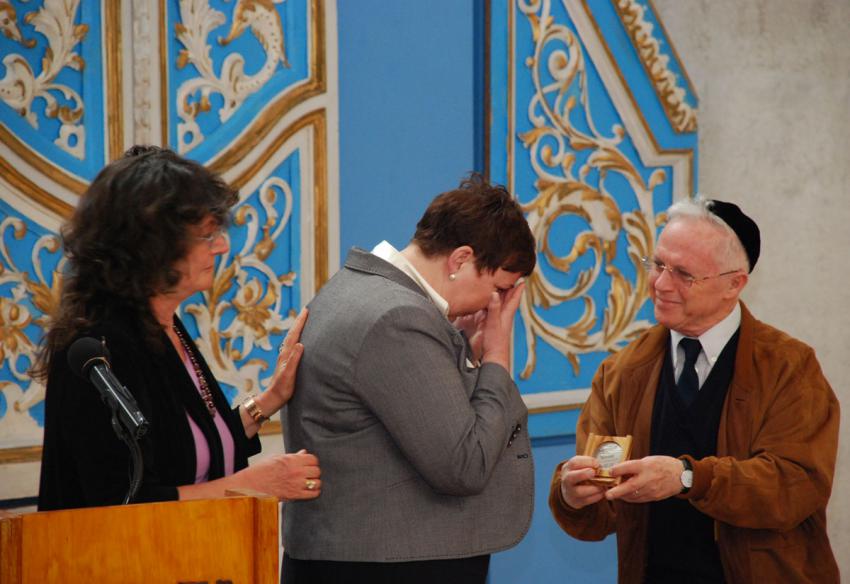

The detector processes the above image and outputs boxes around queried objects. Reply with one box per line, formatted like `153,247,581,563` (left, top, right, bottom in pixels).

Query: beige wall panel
654,0,850,573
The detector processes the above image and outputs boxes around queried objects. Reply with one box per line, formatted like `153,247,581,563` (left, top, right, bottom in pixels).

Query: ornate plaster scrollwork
0,172,299,438
0,217,63,438
175,0,290,153
517,0,663,378
0,0,87,159
613,0,697,133
184,176,297,397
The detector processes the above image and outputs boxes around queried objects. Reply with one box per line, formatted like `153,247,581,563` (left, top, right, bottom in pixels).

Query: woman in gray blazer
282,174,536,584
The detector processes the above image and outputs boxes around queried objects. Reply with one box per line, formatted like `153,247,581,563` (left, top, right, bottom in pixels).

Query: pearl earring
448,273,457,281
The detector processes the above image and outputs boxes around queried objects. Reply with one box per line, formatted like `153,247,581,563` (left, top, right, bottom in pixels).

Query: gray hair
666,197,750,272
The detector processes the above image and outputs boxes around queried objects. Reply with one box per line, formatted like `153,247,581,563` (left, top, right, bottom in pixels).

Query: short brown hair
412,173,536,275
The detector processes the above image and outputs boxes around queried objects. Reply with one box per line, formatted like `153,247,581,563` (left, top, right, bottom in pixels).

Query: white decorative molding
0,0,88,159
514,0,660,379
567,0,693,196
174,0,291,153
0,217,62,446
131,0,156,145
523,389,591,412
613,0,697,133
184,172,298,396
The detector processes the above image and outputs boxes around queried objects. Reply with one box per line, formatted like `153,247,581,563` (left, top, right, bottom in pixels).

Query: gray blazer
282,248,534,562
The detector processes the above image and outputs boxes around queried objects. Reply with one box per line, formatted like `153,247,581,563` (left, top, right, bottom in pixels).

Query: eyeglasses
195,227,226,247
641,257,740,289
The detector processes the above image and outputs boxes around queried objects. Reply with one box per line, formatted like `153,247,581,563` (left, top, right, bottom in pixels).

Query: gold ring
305,479,317,491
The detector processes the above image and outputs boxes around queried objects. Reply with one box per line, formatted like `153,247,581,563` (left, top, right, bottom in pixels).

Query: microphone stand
107,399,145,505
89,362,147,505
69,337,149,505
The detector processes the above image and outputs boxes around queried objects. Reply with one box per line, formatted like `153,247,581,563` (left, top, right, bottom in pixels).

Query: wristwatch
680,457,693,494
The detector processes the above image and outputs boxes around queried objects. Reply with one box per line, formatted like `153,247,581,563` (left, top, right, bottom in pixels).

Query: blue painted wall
337,0,481,254
491,437,617,583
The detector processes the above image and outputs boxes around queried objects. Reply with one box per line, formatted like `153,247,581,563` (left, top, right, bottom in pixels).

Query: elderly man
549,198,839,583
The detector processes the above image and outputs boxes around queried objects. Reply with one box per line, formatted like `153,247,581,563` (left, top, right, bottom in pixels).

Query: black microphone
67,337,149,439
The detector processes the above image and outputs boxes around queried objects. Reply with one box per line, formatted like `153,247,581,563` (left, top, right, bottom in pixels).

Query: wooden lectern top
0,494,279,584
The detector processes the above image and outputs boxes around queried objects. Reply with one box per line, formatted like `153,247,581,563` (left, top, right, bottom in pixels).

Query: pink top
181,350,236,483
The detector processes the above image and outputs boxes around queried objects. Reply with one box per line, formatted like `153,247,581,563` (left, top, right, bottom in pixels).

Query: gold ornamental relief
174,0,292,154
0,218,63,441
612,0,697,133
0,167,308,454
516,0,662,379
0,0,88,159
184,175,298,398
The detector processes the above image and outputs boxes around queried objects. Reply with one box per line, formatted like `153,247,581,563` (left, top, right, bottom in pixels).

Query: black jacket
38,309,260,510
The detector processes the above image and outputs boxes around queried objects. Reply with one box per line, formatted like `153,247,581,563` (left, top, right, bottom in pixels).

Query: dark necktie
677,337,702,406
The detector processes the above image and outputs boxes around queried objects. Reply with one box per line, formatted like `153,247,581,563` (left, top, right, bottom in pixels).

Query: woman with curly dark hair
35,146,321,510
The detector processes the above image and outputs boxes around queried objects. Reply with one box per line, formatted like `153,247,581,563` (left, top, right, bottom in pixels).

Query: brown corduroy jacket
549,303,840,583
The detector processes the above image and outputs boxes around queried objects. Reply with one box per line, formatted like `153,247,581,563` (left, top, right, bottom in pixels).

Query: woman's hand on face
265,308,308,411
453,309,486,362
239,450,321,501
480,281,525,370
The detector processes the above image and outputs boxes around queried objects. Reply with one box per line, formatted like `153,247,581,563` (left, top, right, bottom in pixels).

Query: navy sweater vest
644,331,740,583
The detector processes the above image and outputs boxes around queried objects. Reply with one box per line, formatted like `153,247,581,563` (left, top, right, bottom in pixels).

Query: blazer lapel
717,302,755,459
343,248,430,300
622,326,668,459
343,248,476,396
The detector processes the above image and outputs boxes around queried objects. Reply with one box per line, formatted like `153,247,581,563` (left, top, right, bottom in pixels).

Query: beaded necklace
172,325,217,416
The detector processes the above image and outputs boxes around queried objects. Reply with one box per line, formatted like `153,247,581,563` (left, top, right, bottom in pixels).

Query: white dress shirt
670,303,741,390
371,241,450,317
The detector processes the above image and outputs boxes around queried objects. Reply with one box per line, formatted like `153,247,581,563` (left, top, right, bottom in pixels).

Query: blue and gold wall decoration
0,0,337,467
489,0,697,433
0,0,118,219
0,200,63,449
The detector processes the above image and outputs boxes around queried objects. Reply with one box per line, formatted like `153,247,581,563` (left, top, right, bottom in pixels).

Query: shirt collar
670,302,741,367
371,241,450,317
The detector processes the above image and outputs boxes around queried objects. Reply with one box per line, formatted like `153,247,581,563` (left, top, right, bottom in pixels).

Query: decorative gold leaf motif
182,175,298,399
515,1,663,380
254,227,275,261
0,218,63,432
612,0,697,133
209,260,237,307
177,49,191,69
24,271,61,325
174,0,292,153
0,0,88,158
0,172,299,439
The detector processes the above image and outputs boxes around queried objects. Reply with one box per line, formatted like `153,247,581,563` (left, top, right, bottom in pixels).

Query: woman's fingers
280,307,308,356
500,280,525,324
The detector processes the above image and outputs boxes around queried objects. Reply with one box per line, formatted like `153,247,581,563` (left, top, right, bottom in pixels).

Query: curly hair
31,146,238,379
412,173,536,275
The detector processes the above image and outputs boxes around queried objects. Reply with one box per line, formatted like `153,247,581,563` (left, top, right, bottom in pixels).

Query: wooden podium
0,493,279,584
